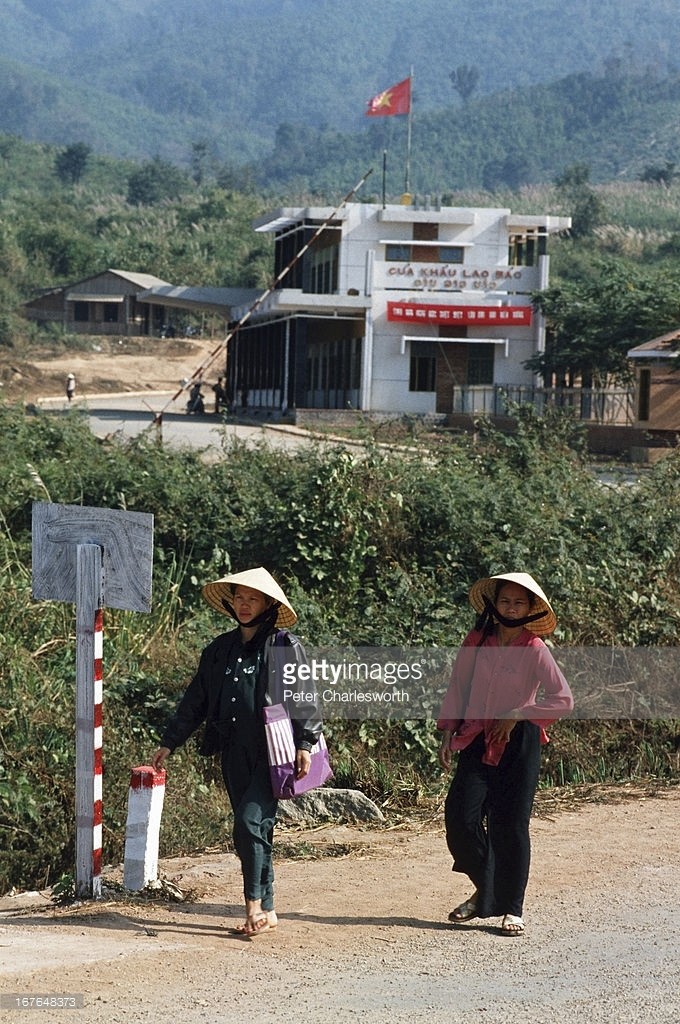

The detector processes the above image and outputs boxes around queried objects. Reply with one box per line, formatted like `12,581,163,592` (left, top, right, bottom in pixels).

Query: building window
508,229,546,267
385,242,464,264
275,220,341,291
73,301,89,322
409,340,437,392
305,332,362,407
409,355,436,392
413,223,438,241
103,304,119,323
386,243,411,262
308,243,338,294
467,344,495,385
411,222,436,262
638,368,651,422
438,245,464,263
304,226,340,294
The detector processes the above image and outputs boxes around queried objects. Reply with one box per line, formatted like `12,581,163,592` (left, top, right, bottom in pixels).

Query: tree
482,151,538,190
640,161,677,186
529,261,680,387
54,142,91,185
17,218,99,279
555,163,591,190
449,64,480,104
554,163,605,239
190,139,216,185
126,157,190,205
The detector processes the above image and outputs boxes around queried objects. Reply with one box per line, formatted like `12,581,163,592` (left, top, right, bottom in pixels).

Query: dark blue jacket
159,627,322,756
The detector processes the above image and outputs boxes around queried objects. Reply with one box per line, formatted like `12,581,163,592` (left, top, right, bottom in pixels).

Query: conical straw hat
201,566,297,628
468,572,557,636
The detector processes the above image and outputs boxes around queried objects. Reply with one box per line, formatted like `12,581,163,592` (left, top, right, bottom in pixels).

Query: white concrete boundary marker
123,766,167,891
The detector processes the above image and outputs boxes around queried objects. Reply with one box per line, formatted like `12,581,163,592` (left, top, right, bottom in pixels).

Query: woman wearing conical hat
151,567,321,937
437,572,573,936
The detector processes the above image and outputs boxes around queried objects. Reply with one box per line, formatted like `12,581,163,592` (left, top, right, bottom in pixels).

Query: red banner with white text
387,302,532,326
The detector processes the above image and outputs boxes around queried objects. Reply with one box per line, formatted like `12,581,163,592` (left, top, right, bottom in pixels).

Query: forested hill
3,66,680,195
2,0,680,174
264,67,680,195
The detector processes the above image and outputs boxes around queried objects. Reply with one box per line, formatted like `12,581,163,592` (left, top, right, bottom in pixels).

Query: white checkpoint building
226,201,571,417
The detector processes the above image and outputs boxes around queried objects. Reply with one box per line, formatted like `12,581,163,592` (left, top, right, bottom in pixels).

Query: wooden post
75,545,103,897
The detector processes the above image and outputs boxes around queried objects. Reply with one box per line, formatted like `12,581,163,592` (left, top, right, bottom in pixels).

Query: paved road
37,393,645,485
38,392,319,455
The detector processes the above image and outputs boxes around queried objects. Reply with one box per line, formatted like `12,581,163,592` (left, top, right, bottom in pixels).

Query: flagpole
404,67,414,194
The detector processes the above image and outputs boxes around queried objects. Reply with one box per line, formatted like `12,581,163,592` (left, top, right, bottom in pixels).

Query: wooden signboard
32,502,153,612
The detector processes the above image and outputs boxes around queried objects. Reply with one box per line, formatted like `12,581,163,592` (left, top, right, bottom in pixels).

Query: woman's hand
150,747,171,771
487,713,519,745
295,748,311,780
438,729,453,771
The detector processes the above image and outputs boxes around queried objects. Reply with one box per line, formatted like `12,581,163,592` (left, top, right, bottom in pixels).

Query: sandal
244,914,272,936
501,914,525,936
232,913,278,937
448,894,478,923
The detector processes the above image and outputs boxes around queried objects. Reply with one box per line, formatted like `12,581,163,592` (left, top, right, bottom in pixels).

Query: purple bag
263,703,333,800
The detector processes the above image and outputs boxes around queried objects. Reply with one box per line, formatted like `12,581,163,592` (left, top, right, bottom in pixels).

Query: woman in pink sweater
437,572,573,936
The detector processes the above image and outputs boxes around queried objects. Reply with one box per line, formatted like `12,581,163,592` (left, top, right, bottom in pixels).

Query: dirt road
1,788,678,1024
2,337,222,405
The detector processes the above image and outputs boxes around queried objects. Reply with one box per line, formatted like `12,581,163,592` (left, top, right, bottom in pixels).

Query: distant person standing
212,376,228,415
65,373,76,402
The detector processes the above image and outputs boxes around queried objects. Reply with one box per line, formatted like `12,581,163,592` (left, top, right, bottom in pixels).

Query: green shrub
0,403,678,893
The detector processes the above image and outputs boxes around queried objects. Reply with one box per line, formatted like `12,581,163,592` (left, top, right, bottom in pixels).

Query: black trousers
221,741,278,910
444,721,541,918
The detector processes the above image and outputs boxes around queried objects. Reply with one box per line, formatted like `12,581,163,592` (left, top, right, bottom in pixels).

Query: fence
450,385,635,425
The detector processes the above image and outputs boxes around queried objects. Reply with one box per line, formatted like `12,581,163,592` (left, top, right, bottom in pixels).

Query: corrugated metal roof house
22,269,172,337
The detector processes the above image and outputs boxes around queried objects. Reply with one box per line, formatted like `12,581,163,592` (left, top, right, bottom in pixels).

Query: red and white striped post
75,545,104,899
93,608,104,887
123,766,166,891
32,502,154,901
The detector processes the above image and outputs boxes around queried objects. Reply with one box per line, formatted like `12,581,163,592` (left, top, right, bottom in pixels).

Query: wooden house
21,270,172,337
627,330,680,430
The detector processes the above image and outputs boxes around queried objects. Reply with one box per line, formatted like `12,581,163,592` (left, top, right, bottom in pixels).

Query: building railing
451,385,635,425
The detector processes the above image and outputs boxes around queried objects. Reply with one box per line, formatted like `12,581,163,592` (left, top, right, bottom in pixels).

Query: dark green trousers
221,741,278,910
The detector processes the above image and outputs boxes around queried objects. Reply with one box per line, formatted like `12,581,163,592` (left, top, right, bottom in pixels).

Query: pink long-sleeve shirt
437,627,574,766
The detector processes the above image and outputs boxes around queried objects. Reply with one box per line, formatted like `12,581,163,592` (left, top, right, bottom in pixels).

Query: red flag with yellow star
365,77,411,117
